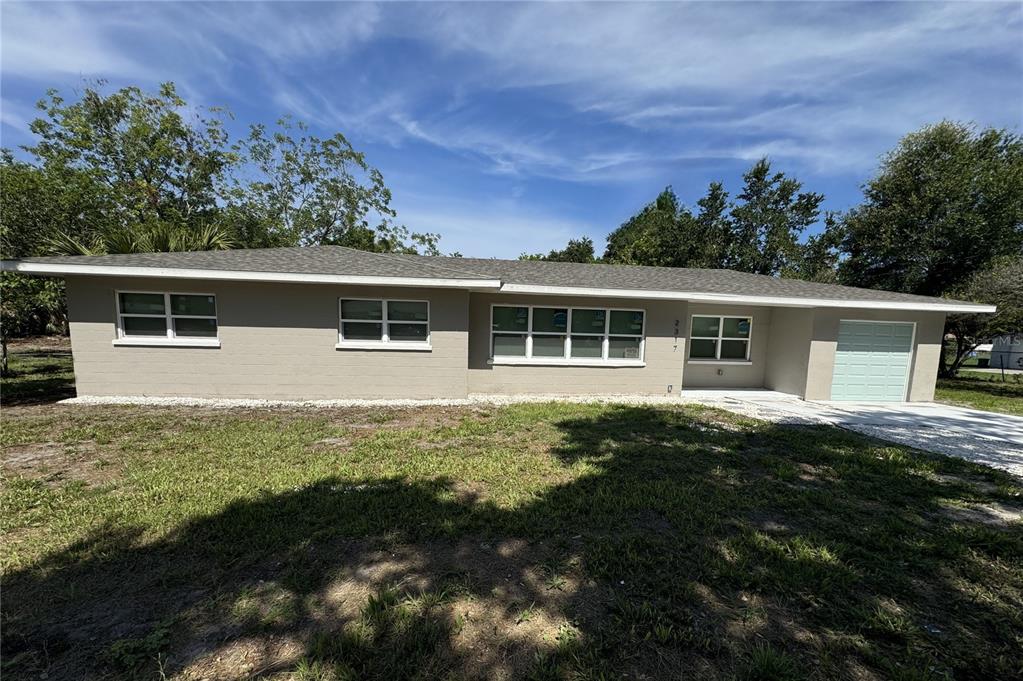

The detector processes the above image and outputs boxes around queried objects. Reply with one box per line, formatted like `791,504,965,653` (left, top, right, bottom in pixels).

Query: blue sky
2,2,1021,257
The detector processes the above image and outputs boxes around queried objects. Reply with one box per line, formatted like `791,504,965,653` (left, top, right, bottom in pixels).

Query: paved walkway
682,391,1023,477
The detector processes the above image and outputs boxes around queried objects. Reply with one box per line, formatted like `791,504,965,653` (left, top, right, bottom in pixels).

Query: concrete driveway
683,391,1023,477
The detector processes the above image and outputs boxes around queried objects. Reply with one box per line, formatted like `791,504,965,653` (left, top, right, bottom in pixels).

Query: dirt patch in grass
941,501,1023,527
1,440,119,488
5,336,72,352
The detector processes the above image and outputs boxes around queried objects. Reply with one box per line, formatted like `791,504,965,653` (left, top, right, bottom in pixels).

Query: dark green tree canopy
521,236,597,263
602,159,822,275
835,121,1023,297
726,159,823,276
943,255,1023,375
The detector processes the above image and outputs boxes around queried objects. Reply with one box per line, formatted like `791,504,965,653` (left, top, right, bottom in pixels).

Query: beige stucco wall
63,276,947,402
65,276,470,399
466,293,687,395
763,307,814,396
681,304,772,389
804,308,946,401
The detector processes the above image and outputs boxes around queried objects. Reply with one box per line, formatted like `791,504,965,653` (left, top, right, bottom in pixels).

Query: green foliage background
1,81,439,339
2,83,1020,380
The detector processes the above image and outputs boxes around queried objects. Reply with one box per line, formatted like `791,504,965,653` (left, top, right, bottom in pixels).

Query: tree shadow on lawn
1,348,76,406
3,406,1021,680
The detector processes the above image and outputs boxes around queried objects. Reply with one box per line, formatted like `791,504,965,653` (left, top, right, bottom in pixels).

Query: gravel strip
60,393,694,409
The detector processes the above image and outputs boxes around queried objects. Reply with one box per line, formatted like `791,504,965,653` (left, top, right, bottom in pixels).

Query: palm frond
45,231,105,256
176,224,236,251
103,227,147,254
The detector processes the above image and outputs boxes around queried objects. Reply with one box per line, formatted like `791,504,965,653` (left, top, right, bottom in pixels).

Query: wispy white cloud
393,2,1021,174
0,97,37,134
1,1,1020,254
0,3,154,80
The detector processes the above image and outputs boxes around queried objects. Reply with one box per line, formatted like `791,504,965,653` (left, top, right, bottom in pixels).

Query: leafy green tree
726,159,824,275
25,82,234,243
2,81,440,348
604,162,820,275
521,237,597,263
783,213,843,283
604,187,684,266
0,275,66,376
943,256,1023,377
836,122,1023,297
227,118,438,254
690,182,730,268
0,152,84,370
603,186,730,268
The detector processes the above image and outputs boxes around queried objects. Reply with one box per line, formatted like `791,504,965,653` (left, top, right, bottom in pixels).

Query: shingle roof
9,246,495,281
2,245,991,310
393,254,976,306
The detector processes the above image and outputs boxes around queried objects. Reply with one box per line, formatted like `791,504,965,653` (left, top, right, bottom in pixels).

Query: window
339,299,430,347
117,291,218,343
491,305,645,363
689,315,751,361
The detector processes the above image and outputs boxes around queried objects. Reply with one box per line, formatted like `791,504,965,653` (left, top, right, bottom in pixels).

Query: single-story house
1,246,995,402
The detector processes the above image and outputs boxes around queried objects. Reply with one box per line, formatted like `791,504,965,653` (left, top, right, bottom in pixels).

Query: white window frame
337,298,431,351
489,304,646,367
113,290,220,348
688,314,752,364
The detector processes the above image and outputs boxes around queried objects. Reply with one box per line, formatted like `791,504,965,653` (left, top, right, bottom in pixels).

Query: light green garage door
831,321,914,401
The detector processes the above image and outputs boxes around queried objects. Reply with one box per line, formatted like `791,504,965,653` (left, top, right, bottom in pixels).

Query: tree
836,122,1023,297
604,186,729,268
25,82,234,244
942,256,1023,377
784,213,842,283
521,237,597,263
0,152,87,373
227,118,438,254
1,81,440,350
690,182,730,268
11,82,438,256
603,161,822,275
726,159,824,275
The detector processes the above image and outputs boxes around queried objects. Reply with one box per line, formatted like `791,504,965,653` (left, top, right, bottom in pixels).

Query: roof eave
1,261,995,313
497,283,996,314
0,260,503,290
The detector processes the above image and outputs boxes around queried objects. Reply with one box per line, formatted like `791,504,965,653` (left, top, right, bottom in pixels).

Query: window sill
687,359,752,365
113,337,221,348
335,342,432,352
490,357,645,368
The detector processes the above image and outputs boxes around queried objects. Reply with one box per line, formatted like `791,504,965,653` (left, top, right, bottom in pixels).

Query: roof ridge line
347,247,499,280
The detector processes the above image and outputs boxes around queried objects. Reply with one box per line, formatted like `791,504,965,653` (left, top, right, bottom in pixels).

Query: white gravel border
60,393,697,410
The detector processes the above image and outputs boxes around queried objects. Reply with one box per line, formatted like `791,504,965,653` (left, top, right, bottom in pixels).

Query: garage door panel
831,321,913,402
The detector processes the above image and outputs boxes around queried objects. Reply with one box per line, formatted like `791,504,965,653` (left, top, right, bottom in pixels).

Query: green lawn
936,371,1023,416
0,339,76,406
2,342,1022,681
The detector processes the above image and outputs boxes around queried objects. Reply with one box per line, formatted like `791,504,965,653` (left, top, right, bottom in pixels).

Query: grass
936,370,1023,416
0,338,76,405
2,342,1022,680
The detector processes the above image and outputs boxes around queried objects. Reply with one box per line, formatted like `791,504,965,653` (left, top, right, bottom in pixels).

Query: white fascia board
497,283,996,314
0,261,502,290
